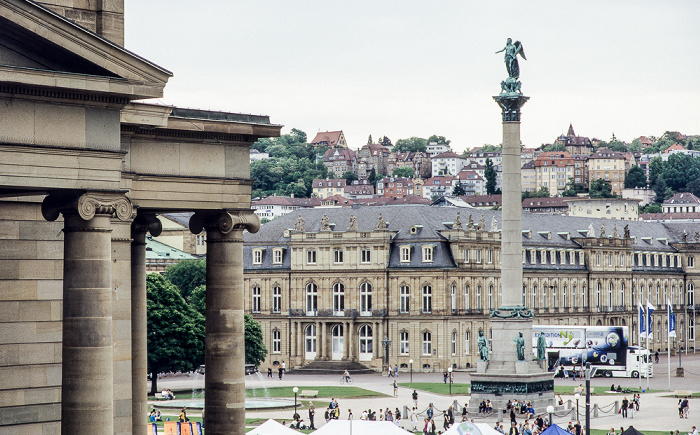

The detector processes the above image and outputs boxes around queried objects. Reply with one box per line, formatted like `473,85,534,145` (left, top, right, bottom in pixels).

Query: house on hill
310,130,348,148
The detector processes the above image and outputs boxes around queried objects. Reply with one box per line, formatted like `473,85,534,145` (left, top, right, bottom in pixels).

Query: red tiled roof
664,143,687,153
323,148,356,161
522,197,568,208
253,196,321,207
664,192,700,205
310,131,343,147
640,212,700,221
459,194,502,206
433,151,464,159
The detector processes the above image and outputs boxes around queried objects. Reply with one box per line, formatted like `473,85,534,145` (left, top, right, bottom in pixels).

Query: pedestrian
443,370,448,383
413,389,419,407
574,421,582,435
278,364,283,380
393,379,398,397
411,407,419,431
621,397,628,418
282,360,286,376
688,425,698,435
427,404,434,421
509,421,520,435
308,401,315,430
394,364,399,378
267,365,272,378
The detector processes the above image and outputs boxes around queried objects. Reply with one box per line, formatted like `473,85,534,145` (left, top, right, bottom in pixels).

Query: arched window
465,330,471,355
620,282,625,308
532,285,537,309
451,331,457,355
596,282,601,308
543,285,547,308
422,285,432,313
477,285,482,310
360,282,372,314
488,285,493,310
608,282,614,308
563,284,568,308
305,324,317,359
400,285,410,313
422,331,432,355
358,325,373,360
688,283,695,306
400,331,409,355
552,285,558,309
523,285,527,306
306,283,317,315
451,285,457,312
333,282,345,314
656,285,660,306
572,284,577,309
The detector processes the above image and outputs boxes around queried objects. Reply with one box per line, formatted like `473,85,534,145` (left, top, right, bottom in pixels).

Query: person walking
393,379,398,397
412,389,419,407
267,365,272,378
621,397,628,418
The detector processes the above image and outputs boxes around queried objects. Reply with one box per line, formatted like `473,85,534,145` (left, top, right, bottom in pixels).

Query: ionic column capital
189,210,260,235
131,213,163,239
42,192,135,222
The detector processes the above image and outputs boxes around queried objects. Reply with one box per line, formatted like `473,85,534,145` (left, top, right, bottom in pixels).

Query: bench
300,390,318,398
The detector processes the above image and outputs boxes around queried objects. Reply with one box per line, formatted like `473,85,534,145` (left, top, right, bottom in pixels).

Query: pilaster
190,210,260,435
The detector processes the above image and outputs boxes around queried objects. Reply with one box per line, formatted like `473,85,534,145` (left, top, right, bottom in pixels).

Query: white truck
531,325,653,378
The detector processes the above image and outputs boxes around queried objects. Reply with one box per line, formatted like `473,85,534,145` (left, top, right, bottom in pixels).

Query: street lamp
574,392,580,422
447,366,453,395
293,386,299,416
381,337,392,374
546,405,554,426
409,359,414,383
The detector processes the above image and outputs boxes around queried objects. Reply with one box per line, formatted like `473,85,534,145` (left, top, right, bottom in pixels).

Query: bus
531,325,653,378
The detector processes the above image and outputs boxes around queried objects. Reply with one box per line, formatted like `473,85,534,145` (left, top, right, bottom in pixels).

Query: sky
124,1,700,154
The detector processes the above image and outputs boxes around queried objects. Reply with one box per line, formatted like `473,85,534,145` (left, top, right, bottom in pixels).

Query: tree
624,165,647,188
652,178,669,204
648,156,663,187
452,182,466,196
639,203,662,214
589,179,615,198
393,137,428,153
245,314,268,366
341,171,358,183
522,186,550,201
367,134,373,145
484,158,497,195
147,273,205,393
542,143,566,152
392,167,415,179
427,135,450,145
289,128,307,144
472,144,500,153
163,259,206,300
368,168,377,185
379,136,392,148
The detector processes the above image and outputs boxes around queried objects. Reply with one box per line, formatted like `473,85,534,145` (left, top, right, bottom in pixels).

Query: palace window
464,285,470,310
608,282,614,308
273,248,283,265
464,249,470,263
422,285,432,313
451,285,457,312
272,329,281,353
400,331,409,355
563,285,568,308
360,282,372,314
488,285,493,310
488,249,493,264
451,331,457,355
476,249,482,263
422,331,432,355
465,330,471,355
688,283,695,306
400,285,410,313
252,249,263,265
620,282,625,308
572,284,577,308
477,285,482,310
543,286,548,308
252,286,261,313
553,285,558,308
333,283,345,313
306,249,317,265
306,283,318,314
361,248,371,264
334,249,344,264
422,246,434,263
689,256,695,268
400,246,411,263
272,286,281,313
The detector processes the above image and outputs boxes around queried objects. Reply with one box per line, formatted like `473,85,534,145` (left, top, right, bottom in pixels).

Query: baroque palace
244,205,700,372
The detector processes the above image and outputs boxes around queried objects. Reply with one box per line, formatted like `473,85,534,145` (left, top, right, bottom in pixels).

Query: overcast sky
125,1,700,153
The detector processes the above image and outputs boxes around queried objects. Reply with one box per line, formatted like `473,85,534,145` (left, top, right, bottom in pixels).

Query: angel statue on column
496,38,526,79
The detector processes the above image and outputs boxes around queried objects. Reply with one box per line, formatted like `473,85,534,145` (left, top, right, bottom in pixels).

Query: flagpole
638,299,643,390
646,300,650,391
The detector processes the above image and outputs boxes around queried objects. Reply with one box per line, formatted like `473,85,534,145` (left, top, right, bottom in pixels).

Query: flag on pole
668,299,676,338
639,301,646,340
647,301,656,339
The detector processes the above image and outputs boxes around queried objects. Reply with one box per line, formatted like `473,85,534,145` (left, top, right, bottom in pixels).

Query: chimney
36,1,125,46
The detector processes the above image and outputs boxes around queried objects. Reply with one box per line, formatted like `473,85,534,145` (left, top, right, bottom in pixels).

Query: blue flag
639,302,646,339
668,299,676,338
647,301,656,339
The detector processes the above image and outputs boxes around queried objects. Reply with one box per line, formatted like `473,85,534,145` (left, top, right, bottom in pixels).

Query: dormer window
273,248,283,264
422,245,434,263
252,248,263,265
400,245,412,263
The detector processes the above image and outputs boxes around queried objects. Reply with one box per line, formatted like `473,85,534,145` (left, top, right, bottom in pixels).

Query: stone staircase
290,360,376,375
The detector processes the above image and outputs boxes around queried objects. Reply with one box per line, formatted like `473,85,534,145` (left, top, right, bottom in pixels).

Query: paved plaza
153,351,700,433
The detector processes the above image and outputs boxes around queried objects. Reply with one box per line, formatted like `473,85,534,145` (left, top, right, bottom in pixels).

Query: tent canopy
247,419,301,435
441,421,502,435
540,423,574,435
620,427,645,435
311,420,410,435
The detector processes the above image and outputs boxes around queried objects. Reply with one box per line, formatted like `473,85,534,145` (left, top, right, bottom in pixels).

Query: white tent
247,419,302,435
311,419,411,435
441,421,503,435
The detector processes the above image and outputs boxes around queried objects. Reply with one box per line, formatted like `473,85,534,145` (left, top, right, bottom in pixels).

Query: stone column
190,211,260,435
131,214,162,435
42,192,134,435
316,321,322,359
348,321,355,361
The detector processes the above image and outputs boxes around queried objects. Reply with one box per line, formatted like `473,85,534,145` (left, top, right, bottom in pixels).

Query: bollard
614,401,619,414
403,405,410,418
593,404,599,418
497,409,503,423
567,399,572,410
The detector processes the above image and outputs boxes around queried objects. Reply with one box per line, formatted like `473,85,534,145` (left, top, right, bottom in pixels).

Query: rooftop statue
496,38,526,80
320,214,331,231
348,215,358,231
453,212,463,230
294,215,305,232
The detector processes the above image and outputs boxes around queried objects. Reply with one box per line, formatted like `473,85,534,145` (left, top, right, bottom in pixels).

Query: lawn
246,386,387,399
399,382,471,396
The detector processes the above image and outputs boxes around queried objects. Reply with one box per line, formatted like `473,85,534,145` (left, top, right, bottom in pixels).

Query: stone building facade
244,206,700,372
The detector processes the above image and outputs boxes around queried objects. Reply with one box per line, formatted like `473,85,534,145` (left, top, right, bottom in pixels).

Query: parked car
245,364,258,375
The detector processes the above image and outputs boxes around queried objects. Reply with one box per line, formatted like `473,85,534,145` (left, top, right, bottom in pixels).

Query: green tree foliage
163,259,206,300
452,182,466,196
250,129,329,198
648,156,663,186
652,178,670,204
147,273,205,393
392,166,415,179
624,165,647,188
245,314,268,366
379,136,392,147
639,203,662,214
522,186,550,201
427,135,451,145
368,168,378,185
393,137,428,153
589,179,615,198
484,158,497,195
188,284,206,317
470,144,500,154
561,179,587,197
661,153,700,192
542,143,566,152
341,171,358,183
367,134,373,145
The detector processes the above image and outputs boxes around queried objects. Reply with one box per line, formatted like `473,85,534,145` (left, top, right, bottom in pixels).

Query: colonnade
42,191,258,435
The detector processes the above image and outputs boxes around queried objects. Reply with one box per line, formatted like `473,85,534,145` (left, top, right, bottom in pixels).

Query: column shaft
501,121,523,306
62,214,114,435
131,231,147,434
205,228,246,435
